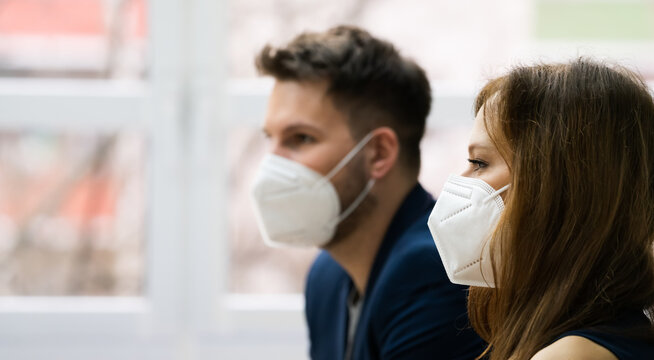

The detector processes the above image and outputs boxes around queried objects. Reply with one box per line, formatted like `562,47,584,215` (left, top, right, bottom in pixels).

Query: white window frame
0,0,216,358
0,0,321,358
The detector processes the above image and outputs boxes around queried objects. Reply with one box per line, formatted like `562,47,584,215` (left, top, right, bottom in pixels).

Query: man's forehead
266,81,347,130
271,79,330,101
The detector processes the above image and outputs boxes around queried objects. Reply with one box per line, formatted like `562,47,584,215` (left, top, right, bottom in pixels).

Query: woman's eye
467,158,488,171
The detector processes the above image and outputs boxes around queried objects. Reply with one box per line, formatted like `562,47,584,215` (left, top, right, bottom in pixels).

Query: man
250,26,485,359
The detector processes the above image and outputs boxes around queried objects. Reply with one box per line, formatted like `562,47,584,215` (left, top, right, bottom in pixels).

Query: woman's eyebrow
468,143,492,153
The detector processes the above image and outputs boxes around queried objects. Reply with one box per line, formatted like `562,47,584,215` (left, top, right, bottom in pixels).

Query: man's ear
366,127,399,180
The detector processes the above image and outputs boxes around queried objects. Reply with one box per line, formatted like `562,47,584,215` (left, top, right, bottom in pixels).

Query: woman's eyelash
467,158,488,170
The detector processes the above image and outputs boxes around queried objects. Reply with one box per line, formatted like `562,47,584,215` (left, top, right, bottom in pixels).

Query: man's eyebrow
281,123,324,136
260,122,324,139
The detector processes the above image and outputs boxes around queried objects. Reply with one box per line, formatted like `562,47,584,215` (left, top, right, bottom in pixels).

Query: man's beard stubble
325,155,378,248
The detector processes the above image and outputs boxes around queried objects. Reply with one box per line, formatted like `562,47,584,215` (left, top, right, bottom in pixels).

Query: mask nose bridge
443,180,473,199
265,161,300,181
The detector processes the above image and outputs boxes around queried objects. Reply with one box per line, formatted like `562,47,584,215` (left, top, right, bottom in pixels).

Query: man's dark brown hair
255,25,431,176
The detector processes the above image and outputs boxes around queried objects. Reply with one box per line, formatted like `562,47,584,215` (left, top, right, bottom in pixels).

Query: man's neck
324,178,416,295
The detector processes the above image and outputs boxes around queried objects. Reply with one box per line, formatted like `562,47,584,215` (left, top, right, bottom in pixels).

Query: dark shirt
305,184,486,360
554,310,654,360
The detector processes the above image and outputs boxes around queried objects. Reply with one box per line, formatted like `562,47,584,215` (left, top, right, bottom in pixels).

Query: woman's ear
366,127,399,180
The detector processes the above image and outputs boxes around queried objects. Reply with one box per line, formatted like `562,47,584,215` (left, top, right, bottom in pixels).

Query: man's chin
321,195,377,251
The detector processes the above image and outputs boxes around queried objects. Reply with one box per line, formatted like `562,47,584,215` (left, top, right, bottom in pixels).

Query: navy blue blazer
305,184,486,360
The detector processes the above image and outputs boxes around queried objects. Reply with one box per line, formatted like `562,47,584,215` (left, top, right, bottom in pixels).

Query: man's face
262,80,374,243
263,80,356,175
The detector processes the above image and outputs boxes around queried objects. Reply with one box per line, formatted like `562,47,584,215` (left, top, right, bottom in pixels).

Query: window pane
229,0,532,81
230,0,654,81
536,1,654,41
0,132,146,296
0,0,147,79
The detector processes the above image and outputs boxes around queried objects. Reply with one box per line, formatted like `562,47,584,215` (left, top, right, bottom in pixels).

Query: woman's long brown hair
468,59,654,359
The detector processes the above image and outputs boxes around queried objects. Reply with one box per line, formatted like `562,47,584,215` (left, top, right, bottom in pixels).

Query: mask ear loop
483,183,510,204
321,132,376,182
334,179,376,225
319,132,377,227
479,183,509,288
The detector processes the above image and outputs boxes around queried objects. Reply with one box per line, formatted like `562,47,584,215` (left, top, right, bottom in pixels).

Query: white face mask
427,174,510,287
250,133,376,248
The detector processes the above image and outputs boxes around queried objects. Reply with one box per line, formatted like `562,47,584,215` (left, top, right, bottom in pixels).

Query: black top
554,310,654,360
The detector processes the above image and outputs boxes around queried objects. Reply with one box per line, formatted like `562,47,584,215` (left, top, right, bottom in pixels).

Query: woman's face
462,106,511,192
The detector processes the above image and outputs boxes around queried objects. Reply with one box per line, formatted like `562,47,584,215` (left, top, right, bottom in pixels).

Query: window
0,0,147,78
0,131,145,296
532,0,654,79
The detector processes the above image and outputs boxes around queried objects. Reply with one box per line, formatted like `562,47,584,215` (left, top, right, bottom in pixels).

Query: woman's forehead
469,106,494,150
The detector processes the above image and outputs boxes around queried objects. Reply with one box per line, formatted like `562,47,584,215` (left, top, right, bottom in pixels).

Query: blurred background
0,0,652,359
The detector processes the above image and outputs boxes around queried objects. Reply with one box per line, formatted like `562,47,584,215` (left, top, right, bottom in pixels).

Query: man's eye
467,158,488,171
294,134,315,144
285,133,316,147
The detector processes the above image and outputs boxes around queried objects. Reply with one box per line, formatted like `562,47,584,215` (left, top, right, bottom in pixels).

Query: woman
428,59,654,359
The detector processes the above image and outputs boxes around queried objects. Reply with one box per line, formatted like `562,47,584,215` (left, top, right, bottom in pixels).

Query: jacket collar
362,182,435,297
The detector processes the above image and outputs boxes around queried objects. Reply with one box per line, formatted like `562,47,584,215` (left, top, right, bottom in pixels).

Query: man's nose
268,140,291,158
